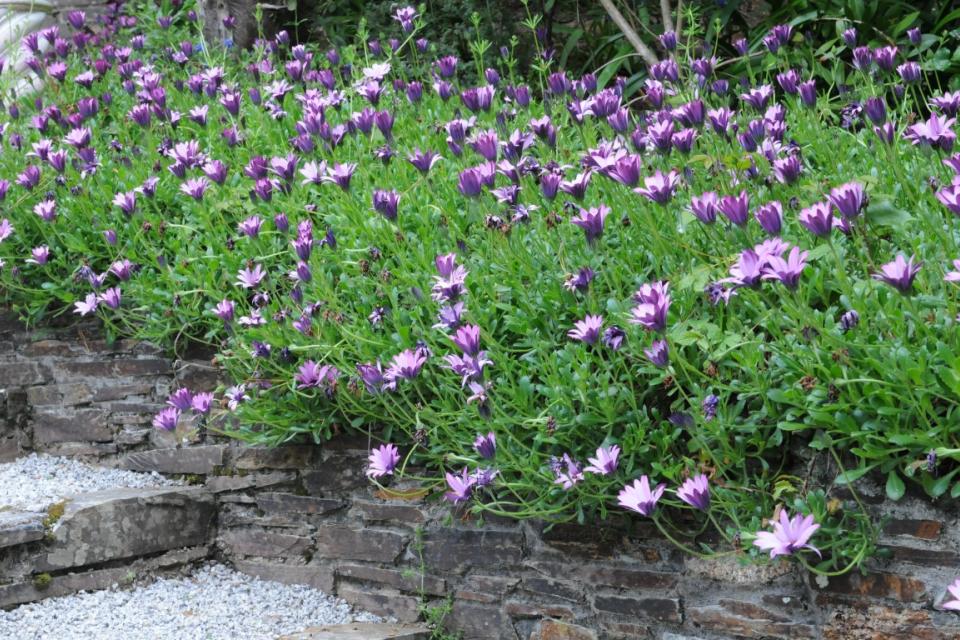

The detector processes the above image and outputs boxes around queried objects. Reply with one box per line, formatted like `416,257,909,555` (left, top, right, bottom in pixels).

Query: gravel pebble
0,563,381,640
0,454,180,512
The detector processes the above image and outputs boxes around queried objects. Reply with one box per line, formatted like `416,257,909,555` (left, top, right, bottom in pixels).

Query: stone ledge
36,486,215,572
279,623,431,640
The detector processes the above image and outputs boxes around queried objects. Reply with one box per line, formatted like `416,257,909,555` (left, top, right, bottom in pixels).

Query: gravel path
0,563,382,640
0,454,180,512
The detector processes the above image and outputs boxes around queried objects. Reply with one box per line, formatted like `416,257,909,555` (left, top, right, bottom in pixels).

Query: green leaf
834,463,877,485
865,200,912,227
885,471,905,501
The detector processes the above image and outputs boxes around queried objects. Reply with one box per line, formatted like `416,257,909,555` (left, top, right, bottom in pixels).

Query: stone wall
2,313,960,639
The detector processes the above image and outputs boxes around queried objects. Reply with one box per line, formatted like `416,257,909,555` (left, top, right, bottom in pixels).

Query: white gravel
0,454,180,512
0,563,382,640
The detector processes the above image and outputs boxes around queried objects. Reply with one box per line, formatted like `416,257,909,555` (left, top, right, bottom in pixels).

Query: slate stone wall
2,312,959,639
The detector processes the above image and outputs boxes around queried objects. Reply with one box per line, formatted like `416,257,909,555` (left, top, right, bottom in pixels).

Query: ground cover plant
2,0,960,589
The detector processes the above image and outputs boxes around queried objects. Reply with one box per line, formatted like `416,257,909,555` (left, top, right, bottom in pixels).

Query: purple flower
372,189,400,221
602,326,626,351
722,249,766,288
74,293,99,316
584,445,620,475
202,159,228,185
385,349,427,382
840,309,860,331
214,299,235,323
842,28,857,48
618,475,665,517
630,282,671,332
444,467,475,504
798,80,817,107
873,254,922,294
27,245,50,265
873,45,898,71
659,30,677,50
643,339,669,368
828,182,866,219
235,264,266,289
690,192,719,224
457,167,484,197
740,85,774,111
559,171,592,200
295,360,338,389
407,148,441,174
180,177,210,201
435,55,458,78
677,474,710,511
366,443,400,478
702,394,720,421
763,246,809,289
323,163,357,191
568,314,604,345
942,578,960,611
571,204,609,245
864,97,887,125
634,170,681,205
553,454,584,489
357,361,389,394
754,201,783,235
798,201,834,237
191,393,214,414
237,215,262,238
152,407,180,431
718,191,750,226
16,165,41,190
167,388,194,411
33,199,56,222
753,510,821,558
473,432,496,459
564,267,595,293
98,287,121,309
905,114,956,151
451,324,482,356
772,155,802,184
460,85,494,112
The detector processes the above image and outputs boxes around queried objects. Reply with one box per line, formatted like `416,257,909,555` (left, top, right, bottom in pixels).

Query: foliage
1,0,960,574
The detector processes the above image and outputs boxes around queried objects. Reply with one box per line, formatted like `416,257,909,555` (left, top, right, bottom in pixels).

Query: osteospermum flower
945,259,960,282
798,201,834,237
366,443,400,478
73,292,99,316
444,467,475,504
152,407,180,431
676,474,710,511
753,510,821,558
828,182,866,219
385,349,427,381
629,282,671,331
568,314,604,345
634,170,680,205
942,578,960,611
762,246,808,289
584,445,620,475
235,264,266,289
873,254,922,294
571,204,609,245
618,475,665,517
473,432,496,459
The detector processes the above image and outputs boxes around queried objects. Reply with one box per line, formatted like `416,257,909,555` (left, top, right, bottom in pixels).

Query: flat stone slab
36,486,214,571
280,623,431,640
0,511,45,549
121,445,226,474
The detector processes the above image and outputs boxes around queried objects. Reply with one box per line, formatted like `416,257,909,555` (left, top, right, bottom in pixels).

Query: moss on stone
32,573,52,591
42,500,67,529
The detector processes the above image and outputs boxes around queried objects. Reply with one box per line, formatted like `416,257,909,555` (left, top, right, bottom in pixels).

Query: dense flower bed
2,1,960,579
